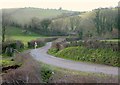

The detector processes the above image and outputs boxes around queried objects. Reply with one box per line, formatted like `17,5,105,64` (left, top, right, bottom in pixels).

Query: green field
11,36,42,45
6,26,39,36
5,26,45,45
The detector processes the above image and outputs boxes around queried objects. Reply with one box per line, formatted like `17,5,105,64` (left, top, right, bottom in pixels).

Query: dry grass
49,71,118,83
46,64,119,83
1,52,42,84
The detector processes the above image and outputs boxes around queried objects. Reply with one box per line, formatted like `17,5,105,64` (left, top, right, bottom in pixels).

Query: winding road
30,42,118,75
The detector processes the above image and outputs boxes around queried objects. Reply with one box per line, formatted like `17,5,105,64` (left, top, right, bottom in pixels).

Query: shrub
51,38,67,50
58,40,119,52
41,65,53,83
66,37,80,41
28,40,44,48
0,59,14,67
43,37,57,42
2,40,24,56
28,37,57,48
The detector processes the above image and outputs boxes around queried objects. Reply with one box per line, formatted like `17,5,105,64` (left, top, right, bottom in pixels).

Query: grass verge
39,62,118,83
48,46,120,67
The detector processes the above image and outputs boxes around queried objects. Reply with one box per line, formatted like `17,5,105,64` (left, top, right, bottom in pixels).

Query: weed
41,65,53,83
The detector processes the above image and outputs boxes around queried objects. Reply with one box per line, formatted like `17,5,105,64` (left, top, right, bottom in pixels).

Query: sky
0,0,119,11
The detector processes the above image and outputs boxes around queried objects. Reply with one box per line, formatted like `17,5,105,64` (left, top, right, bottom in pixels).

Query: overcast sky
0,0,119,11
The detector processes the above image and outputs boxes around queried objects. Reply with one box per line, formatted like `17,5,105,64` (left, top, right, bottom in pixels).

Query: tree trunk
2,26,6,42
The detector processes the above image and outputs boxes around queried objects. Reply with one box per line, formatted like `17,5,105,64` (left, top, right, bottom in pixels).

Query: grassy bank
48,46,120,67
2,53,42,84
1,54,22,69
40,62,118,83
1,59,15,67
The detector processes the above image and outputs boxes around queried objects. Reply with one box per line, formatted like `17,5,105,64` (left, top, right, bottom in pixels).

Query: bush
2,40,24,56
83,40,119,52
51,38,67,50
28,37,57,48
0,59,14,67
41,65,53,83
55,40,119,52
43,37,57,42
66,37,80,41
28,40,44,48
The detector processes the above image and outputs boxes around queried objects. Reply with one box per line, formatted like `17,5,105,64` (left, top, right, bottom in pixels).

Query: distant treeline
2,7,119,39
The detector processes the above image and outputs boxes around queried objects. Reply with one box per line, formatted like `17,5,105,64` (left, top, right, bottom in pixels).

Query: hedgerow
2,40,24,56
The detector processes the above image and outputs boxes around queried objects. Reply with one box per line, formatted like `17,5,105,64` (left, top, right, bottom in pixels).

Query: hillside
51,7,118,38
2,7,118,39
2,8,76,25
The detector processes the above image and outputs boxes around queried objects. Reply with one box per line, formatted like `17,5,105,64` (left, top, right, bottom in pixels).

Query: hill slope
3,8,76,25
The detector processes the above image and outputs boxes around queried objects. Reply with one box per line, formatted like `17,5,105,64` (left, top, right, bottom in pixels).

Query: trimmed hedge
28,40,44,48
51,38,68,50
28,37,57,48
51,39,119,52
66,37,80,41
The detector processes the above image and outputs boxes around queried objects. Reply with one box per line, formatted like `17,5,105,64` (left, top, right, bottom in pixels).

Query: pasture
5,26,45,45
